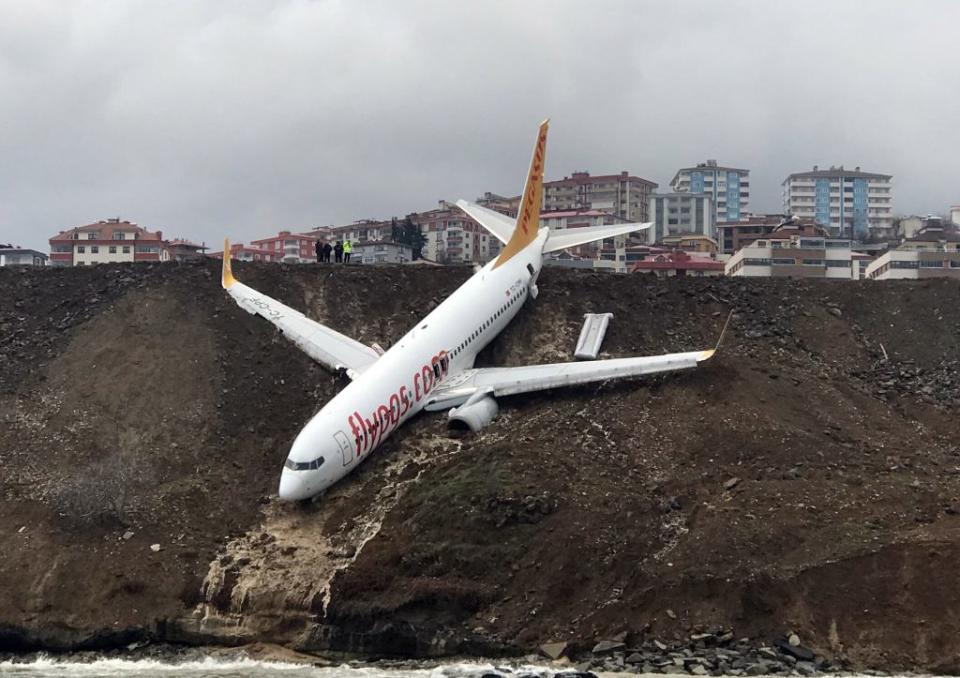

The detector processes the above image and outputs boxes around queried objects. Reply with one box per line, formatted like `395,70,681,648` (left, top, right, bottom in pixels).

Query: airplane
221,120,725,501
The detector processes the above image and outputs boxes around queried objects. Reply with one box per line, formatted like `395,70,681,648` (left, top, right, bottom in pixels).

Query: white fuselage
277,231,547,500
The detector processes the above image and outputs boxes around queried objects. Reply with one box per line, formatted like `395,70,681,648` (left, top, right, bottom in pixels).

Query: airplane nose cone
278,468,311,501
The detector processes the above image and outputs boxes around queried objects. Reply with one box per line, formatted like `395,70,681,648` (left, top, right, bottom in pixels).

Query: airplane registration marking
346,349,449,456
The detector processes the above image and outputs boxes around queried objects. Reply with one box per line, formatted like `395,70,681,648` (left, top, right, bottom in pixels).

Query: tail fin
221,238,237,289
494,119,549,268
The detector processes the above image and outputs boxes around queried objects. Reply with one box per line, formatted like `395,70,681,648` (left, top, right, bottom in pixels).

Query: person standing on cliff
342,239,353,264
314,239,323,263
322,241,332,263
334,241,343,263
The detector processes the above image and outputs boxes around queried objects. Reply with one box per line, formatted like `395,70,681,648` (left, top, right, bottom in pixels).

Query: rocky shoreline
0,631,847,677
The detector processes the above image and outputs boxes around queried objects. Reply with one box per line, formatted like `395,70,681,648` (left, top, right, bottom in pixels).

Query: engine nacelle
448,395,499,433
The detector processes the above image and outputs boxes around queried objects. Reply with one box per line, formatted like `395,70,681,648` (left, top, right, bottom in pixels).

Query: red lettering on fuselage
346,349,452,456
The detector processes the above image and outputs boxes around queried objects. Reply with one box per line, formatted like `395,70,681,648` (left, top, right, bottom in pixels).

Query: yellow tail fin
494,119,549,268
221,238,237,289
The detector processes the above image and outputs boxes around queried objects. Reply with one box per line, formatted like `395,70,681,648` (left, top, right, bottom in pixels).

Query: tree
398,216,427,260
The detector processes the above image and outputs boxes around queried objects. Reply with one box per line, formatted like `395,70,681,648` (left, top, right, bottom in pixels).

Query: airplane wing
220,240,380,377
423,348,713,411
455,199,517,244
543,222,652,253
425,313,731,411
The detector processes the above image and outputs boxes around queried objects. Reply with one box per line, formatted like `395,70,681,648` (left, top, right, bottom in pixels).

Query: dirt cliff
1,260,959,671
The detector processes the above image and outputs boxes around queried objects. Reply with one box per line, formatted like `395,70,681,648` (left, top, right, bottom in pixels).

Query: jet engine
448,394,499,433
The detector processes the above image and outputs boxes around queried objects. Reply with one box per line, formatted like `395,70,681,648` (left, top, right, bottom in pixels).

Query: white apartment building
647,193,714,244
353,241,413,264
670,160,749,223
951,205,960,225
782,166,894,239
0,248,47,266
865,224,960,280
726,233,870,280
49,219,167,266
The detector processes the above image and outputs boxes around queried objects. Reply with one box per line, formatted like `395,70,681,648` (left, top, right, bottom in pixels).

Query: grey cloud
1,0,958,250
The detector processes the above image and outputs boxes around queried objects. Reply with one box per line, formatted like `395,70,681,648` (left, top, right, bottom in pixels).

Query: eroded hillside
1,261,959,672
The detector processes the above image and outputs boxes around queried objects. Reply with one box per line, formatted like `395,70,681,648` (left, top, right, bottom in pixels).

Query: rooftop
783,166,892,182
50,219,162,242
545,170,657,188
630,251,724,272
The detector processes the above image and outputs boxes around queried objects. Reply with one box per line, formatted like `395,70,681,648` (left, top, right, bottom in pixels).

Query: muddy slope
1,261,959,671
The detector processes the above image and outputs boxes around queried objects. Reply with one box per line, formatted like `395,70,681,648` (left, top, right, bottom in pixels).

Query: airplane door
334,431,353,466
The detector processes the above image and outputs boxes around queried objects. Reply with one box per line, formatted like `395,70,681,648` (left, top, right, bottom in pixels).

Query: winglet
493,119,549,269
698,310,733,362
222,238,237,289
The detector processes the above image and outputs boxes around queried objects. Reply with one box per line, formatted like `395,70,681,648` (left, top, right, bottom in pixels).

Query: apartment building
726,229,871,279
782,166,894,238
630,250,725,278
0,247,47,266
476,192,521,217
542,171,656,222
647,193,714,244
318,219,394,244
865,223,960,280
952,206,960,225
410,201,499,264
670,160,750,223
209,242,279,262
250,230,321,264
165,239,208,262
660,234,719,256
49,219,166,266
353,240,413,265
716,214,795,255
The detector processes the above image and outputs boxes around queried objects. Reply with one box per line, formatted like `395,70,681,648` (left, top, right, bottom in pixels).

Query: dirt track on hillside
1,261,959,671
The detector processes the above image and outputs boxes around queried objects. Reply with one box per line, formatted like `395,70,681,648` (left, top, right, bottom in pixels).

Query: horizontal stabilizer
456,200,516,244
544,222,652,254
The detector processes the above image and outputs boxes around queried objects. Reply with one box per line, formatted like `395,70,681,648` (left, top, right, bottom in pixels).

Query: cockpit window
284,456,325,471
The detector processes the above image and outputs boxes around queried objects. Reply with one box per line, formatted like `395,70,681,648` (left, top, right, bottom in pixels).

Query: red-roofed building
49,218,166,266
207,242,278,262
250,230,322,264
164,238,208,262
630,250,725,278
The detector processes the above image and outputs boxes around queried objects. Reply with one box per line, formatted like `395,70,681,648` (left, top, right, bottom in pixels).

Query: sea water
0,657,571,678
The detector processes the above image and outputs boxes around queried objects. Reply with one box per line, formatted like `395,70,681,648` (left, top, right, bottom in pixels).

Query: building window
91,246,99,253
919,260,944,268
87,232,96,240
825,260,850,267
77,246,85,253
109,246,117,254
802,259,824,266
772,258,795,265
122,246,130,254
115,232,126,240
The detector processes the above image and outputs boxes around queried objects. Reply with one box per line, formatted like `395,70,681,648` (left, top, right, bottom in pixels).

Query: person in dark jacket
322,241,333,263
314,239,323,263
334,241,343,263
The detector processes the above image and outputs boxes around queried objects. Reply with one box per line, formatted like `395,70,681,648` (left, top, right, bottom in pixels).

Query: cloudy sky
1,0,958,250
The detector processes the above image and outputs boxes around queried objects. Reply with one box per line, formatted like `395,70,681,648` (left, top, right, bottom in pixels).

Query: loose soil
1,260,959,672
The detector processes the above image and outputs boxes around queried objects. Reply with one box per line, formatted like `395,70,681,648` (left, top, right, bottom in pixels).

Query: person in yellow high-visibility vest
342,239,353,264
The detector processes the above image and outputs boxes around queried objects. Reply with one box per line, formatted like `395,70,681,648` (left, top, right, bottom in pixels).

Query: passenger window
433,363,441,378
